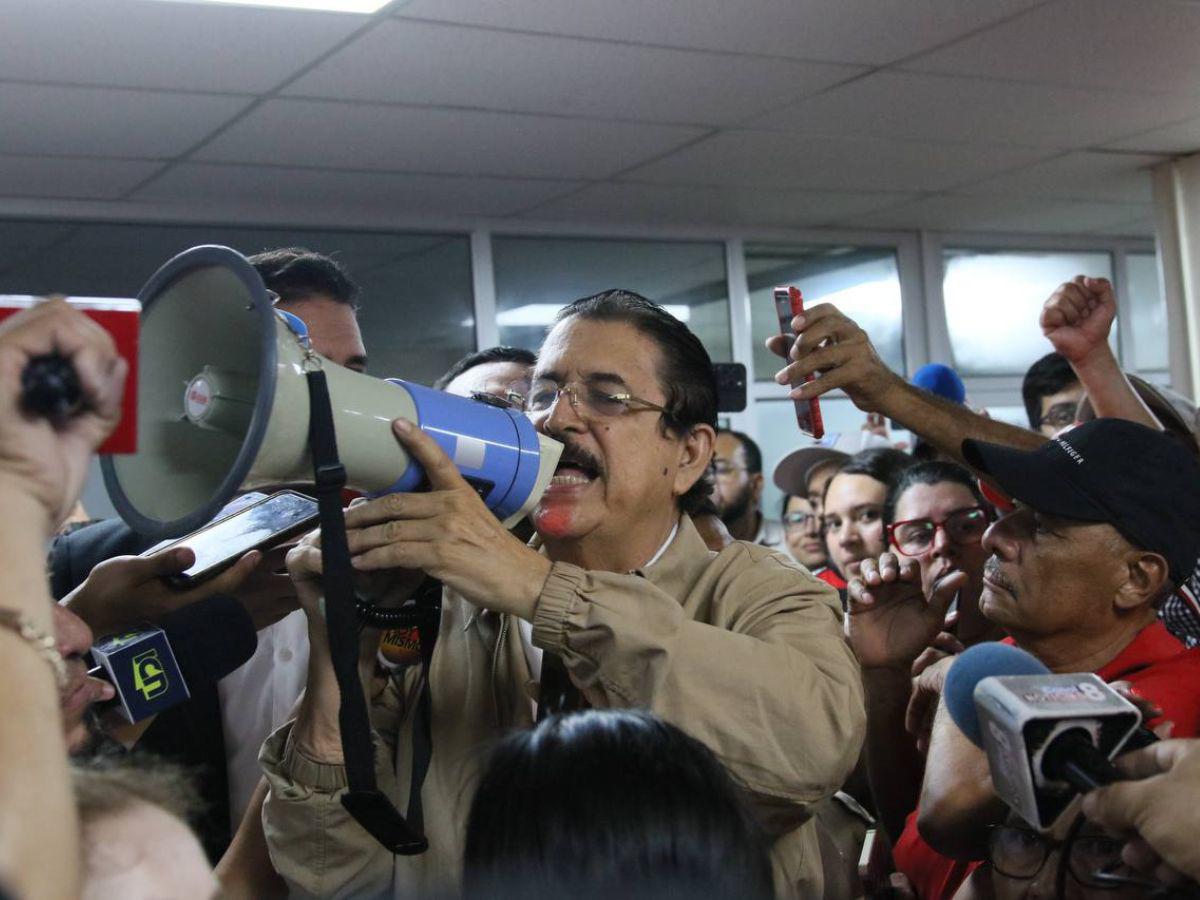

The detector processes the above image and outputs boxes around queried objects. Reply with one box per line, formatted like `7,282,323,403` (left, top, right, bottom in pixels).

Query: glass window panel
492,236,730,362
746,243,904,381
752,397,883,521
943,249,1113,376
0,220,474,385
1126,252,1168,373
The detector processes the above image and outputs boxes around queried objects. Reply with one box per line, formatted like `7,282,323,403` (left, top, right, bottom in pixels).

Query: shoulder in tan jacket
261,516,865,899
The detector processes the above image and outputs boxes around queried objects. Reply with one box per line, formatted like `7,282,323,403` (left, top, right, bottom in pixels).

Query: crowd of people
3,253,1200,900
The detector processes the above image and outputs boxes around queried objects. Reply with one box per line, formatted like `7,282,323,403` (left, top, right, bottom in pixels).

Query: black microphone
89,595,257,722
21,354,83,423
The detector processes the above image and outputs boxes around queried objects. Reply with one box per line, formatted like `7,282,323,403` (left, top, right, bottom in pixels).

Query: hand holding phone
151,490,320,588
773,287,825,439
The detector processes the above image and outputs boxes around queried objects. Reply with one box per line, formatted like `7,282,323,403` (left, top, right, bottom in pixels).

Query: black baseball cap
962,419,1200,585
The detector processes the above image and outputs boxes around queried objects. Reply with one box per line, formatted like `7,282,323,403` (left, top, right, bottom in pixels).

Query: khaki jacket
261,516,865,898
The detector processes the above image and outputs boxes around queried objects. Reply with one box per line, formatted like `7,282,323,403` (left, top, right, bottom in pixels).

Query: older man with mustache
261,290,864,899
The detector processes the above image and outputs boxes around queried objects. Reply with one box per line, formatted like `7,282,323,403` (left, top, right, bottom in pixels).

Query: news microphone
944,642,1142,830
88,595,257,723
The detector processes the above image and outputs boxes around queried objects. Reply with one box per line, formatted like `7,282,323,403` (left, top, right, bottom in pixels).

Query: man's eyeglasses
1038,401,1078,432
525,379,670,421
988,823,1135,891
887,506,990,556
712,460,747,477
469,390,526,412
783,511,820,532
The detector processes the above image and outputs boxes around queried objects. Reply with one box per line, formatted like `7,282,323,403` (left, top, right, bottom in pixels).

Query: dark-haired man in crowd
432,345,535,402
711,428,784,549
1022,351,1082,436
49,247,368,857
264,290,864,898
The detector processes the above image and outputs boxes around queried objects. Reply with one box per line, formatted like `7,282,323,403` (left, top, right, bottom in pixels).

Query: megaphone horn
102,245,562,539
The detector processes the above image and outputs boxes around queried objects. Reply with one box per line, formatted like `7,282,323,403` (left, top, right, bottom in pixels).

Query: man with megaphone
260,289,865,899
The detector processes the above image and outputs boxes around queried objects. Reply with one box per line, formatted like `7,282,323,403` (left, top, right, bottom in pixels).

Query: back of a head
74,758,215,900
247,246,360,308
463,709,773,900
1020,352,1077,429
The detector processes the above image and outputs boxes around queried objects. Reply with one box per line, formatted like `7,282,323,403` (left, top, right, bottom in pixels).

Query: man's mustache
556,441,604,478
983,559,1016,594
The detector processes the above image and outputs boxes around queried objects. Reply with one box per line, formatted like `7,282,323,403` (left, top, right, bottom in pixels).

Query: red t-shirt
892,621,1200,899
816,567,846,590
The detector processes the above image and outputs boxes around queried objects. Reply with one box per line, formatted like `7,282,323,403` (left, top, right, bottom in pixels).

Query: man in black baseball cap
915,418,1200,861
963,418,1200,589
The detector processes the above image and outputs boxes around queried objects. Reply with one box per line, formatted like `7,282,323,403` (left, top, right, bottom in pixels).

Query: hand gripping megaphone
101,245,562,538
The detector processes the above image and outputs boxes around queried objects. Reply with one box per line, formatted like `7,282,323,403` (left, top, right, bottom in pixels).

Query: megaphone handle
21,353,83,423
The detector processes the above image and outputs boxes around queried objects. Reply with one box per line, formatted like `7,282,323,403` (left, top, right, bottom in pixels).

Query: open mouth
550,446,603,487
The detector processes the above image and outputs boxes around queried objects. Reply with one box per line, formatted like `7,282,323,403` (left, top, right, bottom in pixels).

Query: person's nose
931,523,955,558
1024,850,1060,900
52,604,94,659
536,387,585,437
982,510,1022,562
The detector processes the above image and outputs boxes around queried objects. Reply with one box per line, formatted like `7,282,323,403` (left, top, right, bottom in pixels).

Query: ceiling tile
521,181,916,227
838,194,1153,234
955,151,1164,203
133,163,584,217
621,130,1054,192
907,0,1200,96
194,98,706,178
748,71,1200,149
0,0,367,93
1103,115,1200,154
0,155,162,200
285,19,865,126
395,0,1043,66
0,83,250,158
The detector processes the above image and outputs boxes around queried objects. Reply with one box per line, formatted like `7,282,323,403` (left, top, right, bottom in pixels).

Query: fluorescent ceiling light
148,0,392,13
497,303,691,328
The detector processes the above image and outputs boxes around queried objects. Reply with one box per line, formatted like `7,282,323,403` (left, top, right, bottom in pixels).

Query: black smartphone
151,490,319,588
713,362,747,413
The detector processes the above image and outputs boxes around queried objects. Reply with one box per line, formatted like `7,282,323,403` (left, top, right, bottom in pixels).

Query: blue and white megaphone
101,245,562,539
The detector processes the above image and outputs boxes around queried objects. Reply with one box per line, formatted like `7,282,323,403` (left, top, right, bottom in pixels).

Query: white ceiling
1,0,1197,237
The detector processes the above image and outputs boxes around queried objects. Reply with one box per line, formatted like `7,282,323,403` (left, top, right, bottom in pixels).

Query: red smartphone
773,286,825,439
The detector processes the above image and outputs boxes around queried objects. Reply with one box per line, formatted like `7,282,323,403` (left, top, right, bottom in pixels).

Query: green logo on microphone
132,649,167,701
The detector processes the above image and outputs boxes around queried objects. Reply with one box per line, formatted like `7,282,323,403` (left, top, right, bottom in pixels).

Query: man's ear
1115,551,1171,612
674,424,716,498
750,471,765,502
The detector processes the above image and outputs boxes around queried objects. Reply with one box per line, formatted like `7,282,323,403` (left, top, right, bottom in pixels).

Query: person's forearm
1071,345,1162,431
216,778,287,899
917,699,1006,859
0,490,79,898
291,616,383,763
863,668,924,844
874,378,1044,466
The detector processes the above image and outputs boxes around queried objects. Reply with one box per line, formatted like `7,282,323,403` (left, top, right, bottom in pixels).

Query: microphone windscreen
944,642,1049,747
158,593,258,687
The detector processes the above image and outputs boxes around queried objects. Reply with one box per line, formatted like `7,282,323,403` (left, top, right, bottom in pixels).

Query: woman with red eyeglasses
883,461,1002,650
848,461,1006,900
